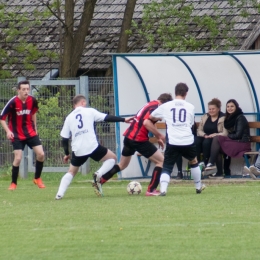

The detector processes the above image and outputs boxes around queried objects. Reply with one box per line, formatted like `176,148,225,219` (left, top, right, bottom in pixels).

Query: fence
0,77,114,177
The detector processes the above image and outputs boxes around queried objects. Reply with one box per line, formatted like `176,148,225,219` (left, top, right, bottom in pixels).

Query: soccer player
55,94,133,199
0,80,45,190
93,93,173,196
149,83,206,196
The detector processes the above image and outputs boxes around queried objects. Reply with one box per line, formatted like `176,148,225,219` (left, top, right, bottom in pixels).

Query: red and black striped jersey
123,100,159,141
0,95,38,141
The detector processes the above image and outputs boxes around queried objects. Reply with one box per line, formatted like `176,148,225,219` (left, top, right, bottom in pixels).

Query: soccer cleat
55,195,62,200
92,173,103,197
145,190,160,196
33,178,46,188
8,183,17,190
196,184,206,194
249,165,260,176
159,192,166,196
205,163,216,171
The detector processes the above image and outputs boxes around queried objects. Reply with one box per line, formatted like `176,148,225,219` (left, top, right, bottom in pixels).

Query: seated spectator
244,149,260,179
205,99,251,177
195,98,228,172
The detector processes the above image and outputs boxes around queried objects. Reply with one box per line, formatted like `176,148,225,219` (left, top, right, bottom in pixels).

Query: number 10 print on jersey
151,99,195,146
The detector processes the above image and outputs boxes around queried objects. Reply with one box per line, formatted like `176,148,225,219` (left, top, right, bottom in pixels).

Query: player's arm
32,113,37,134
60,117,71,163
144,119,165,149
149,114,162,122
143,119,164,140
61,137,70,163
104,115,134,123
0,119,14,140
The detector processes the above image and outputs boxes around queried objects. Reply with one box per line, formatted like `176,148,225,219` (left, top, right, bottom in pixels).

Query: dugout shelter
111,51,260,179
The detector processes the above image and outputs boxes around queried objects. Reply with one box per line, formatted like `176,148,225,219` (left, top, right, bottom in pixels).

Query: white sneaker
249,166,260,180
205,163,216,171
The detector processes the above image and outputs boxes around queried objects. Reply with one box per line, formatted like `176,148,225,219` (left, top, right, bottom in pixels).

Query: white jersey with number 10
151,99,195,145
60,107,106,156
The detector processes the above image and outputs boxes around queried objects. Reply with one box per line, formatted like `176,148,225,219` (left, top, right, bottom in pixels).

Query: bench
137,121,260,177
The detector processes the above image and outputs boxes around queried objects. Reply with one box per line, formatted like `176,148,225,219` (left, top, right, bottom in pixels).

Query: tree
131,0,260,52
40,0,98,78
0,3,49,78
105,0,137,77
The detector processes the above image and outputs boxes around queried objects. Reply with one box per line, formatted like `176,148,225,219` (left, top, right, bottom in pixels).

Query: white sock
56,172,73,197
96,159,115,178
191,166,202,189
160,173,170,193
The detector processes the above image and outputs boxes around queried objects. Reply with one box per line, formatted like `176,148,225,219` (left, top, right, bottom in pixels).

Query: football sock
147,166,162,192
100,164,120,184
11,165,19,184
160,173,170,193
190,164,202,189
95,159,115,178
56,172,74,197
35,160,44,179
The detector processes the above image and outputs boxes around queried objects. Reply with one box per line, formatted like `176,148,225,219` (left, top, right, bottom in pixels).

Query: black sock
101,164,120,184
147,166,162,192
11,166,19,184
35,160,43,179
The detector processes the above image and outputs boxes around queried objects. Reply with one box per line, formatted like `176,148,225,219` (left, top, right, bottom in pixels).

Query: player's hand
124,116,135,123
63,155,70,163
207,133,217,138
6,131,14,140
158,138,165,150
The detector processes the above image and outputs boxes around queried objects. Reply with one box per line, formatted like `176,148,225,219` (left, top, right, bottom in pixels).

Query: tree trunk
60,0,97,77
104,0,137,77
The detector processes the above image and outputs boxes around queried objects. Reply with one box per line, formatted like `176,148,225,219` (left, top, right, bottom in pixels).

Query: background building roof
3,0,260,78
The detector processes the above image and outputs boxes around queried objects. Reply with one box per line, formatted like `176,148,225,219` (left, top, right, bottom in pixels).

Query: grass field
1,173,260,260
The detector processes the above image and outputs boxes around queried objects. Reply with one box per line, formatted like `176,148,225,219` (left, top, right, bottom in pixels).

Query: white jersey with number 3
151,99,195,145
60,107,106,156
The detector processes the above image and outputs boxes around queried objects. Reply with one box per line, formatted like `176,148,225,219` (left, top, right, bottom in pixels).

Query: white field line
30,221,260,231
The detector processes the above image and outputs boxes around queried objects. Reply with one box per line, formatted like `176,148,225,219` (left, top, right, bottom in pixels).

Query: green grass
1,176,260,260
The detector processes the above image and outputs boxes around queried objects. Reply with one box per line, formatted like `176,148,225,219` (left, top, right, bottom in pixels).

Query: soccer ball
127,181,142,195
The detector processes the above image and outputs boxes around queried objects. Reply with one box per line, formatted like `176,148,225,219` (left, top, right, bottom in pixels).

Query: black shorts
12,136,42,150
163,143,197,173
70,144,108,167
122,137,158,158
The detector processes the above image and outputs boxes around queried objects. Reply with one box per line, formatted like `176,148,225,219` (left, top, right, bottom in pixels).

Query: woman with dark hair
195,98,228,171
205,99,251,177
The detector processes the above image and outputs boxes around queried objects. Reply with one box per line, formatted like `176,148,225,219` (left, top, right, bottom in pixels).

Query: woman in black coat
205,99,251,177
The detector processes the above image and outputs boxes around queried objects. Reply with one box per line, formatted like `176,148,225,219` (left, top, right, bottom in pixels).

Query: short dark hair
73,94,86,105
17,80,30,89
175,83,189,96
208,98,221,109
157,93,173,104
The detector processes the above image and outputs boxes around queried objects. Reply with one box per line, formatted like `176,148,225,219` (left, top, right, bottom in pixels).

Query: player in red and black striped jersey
93,93,173,196
0,80,45,190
